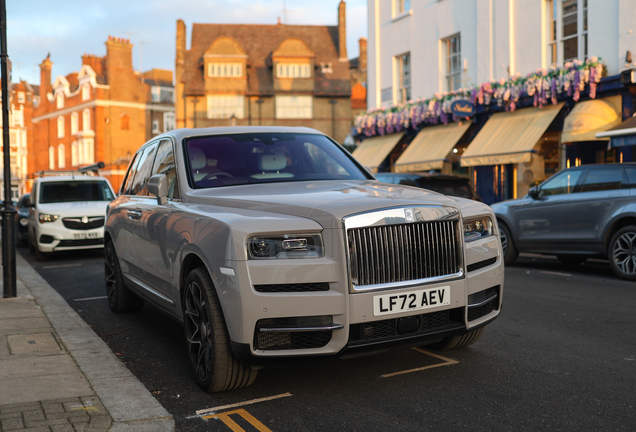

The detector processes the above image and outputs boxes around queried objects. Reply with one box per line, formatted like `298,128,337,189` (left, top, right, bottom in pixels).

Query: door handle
127,210,142,220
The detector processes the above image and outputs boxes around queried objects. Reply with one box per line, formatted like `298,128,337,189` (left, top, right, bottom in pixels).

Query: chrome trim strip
124,274,175,305
468,293,498,308
350,271,464,293
259,324,344,333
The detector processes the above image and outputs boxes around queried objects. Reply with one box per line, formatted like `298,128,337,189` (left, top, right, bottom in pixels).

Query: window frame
395,53,411,104
444,34,462,92
207,62,243,78
275,95,313,119
206,95,245,119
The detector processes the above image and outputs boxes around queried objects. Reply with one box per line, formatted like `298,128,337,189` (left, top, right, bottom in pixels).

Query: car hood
187,180,479,228
36,201,111,217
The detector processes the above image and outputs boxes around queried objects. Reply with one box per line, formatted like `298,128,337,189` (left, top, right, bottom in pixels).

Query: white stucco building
368,0,636,109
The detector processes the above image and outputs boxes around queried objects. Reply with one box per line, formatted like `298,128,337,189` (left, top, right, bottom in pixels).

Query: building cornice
32,100,175,123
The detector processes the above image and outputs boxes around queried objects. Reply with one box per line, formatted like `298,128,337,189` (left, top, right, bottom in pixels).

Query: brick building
175,1,352,144
0,80,39,199
349,37,367,121
31,37,175,191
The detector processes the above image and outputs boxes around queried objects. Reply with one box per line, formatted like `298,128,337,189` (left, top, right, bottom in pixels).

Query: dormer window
208,63,243,78
276,63,311,78
56,92,64,109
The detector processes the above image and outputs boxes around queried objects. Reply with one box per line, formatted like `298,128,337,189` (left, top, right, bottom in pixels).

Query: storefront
351,132,404,173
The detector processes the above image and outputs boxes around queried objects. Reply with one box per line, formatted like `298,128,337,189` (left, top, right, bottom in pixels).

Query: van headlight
463,217,493,242
38,213,59,223
248,234,323,259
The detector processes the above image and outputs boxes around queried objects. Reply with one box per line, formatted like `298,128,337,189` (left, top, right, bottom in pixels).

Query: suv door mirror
528,186,540,199
148,174,168,205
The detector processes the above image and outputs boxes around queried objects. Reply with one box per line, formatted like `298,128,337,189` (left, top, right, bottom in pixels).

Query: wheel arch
603,215,636,255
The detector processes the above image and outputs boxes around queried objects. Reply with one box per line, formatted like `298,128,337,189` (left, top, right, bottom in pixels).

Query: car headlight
19,218,29,226
248,234,323,259
463,216,494,242
38,213,59,223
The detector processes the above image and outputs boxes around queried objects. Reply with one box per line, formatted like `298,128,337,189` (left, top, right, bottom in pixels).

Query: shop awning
393,121,472,172
352,132,404,172
596,115,636,148
460,103,564,167
561,95,621,142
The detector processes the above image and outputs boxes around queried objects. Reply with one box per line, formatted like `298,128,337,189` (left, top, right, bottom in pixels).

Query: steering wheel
200,171,234,182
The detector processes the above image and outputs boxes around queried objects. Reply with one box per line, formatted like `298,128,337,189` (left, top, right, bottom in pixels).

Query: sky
6,0,368,85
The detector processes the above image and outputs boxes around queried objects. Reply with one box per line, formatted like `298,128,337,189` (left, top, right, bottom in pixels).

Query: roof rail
34,162,105,177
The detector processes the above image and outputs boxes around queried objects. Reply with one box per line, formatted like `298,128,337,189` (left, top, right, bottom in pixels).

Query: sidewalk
0,251,174,431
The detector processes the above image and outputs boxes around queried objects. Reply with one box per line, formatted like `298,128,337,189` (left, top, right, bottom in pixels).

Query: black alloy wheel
104,241,144,312
183,267,257,392
609,226,636,281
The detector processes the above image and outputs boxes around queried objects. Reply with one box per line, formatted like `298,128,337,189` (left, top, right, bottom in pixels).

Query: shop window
275,95,312,119
207,95,245,119
444,34,461,92
57,116,65,138
395,53,411,103
58,145,66,169
276,63,311,78
208,63,243,78
121,114,130,130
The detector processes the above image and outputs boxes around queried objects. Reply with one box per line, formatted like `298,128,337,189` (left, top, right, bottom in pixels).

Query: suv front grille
348,220,461,286
62,216,105,230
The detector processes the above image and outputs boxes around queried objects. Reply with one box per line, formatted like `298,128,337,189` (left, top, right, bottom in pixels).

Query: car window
39,181,114,203
151,139,180,199
538,170,582,197
624,168,636,187
122,152,141,195
129,143,158,196
579,169,623,193
185,133,368,188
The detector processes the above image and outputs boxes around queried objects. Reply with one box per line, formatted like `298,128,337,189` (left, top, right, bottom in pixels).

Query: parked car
492,163,636,280
105,126,504,393
374,172,482,201
27,176,116,260
16,193,31,244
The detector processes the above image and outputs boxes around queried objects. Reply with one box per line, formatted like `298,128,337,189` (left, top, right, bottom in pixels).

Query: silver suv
492,163,636,280
105,127,504,392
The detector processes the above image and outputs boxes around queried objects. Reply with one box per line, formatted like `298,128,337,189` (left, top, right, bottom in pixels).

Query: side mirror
24,198,34,208
148,174,168,205
528,186,540,199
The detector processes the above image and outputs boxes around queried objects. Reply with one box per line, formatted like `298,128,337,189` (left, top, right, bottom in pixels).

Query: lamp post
329,99,337,138
1,0,16,298
256,99,264,125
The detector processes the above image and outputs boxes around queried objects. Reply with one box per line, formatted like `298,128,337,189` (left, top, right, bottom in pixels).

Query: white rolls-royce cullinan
104,127,504,392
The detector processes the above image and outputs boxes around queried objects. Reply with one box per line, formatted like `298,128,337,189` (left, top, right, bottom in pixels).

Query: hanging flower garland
356,57,604,137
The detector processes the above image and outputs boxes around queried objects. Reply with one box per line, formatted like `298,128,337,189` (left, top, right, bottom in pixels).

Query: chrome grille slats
347,219,462,288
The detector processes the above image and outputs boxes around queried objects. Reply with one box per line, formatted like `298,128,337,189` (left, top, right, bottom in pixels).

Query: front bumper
35,221,104,252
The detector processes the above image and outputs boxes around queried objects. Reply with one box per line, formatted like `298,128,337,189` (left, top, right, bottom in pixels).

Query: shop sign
450,100,475,118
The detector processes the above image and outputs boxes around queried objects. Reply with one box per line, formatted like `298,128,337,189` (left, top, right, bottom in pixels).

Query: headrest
189,148,206,170
258,152,286,172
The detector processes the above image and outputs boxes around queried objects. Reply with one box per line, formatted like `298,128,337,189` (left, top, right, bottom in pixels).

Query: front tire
183,267,257,392
429,327,485,351
499,222,518,265
104,241,144,312
609,226,636,281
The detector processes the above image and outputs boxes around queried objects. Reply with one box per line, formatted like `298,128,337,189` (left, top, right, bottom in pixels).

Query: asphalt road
18,245,636,431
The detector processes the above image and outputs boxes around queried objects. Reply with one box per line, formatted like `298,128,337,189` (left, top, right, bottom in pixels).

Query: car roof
154,126,326,143
567,163,636,170
35,175,111,183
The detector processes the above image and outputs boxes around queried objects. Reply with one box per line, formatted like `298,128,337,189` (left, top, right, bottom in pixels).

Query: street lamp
256,99,264,126
329,99,337,138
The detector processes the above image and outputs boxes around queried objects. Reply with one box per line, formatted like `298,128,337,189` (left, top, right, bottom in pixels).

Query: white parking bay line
381,348,458,378
74,296,107,302
196,392,293,416
42,263,82,269
540,271,572,277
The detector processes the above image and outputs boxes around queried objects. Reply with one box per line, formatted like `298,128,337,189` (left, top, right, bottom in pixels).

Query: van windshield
39,181,114,203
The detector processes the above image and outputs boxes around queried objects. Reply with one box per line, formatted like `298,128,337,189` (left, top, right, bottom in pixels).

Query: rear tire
608,225,636,281
183,267,257,392
104,241,144,312
499,222,518,265
429,327,485,351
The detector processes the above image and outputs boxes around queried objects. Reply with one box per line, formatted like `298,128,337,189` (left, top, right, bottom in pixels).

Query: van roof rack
35,162,105,178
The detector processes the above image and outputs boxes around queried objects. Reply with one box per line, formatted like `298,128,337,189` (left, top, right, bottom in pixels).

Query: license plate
73,232,100,239
373,286,450,317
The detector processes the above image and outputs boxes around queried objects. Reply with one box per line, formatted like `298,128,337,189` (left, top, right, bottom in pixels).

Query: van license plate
73,232,100,239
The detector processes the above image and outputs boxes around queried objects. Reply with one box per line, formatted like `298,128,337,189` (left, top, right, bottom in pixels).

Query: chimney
39,53,52,102
338,1,347,61
359,37,367,72
82,54,105,77
105,36,133,82
176,20,186,85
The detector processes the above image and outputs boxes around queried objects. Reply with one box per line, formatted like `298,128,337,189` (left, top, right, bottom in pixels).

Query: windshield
185,133,368,188
39,181,114,203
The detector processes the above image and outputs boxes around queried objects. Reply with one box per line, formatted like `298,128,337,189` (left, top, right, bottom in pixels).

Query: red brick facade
31,37,174,192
